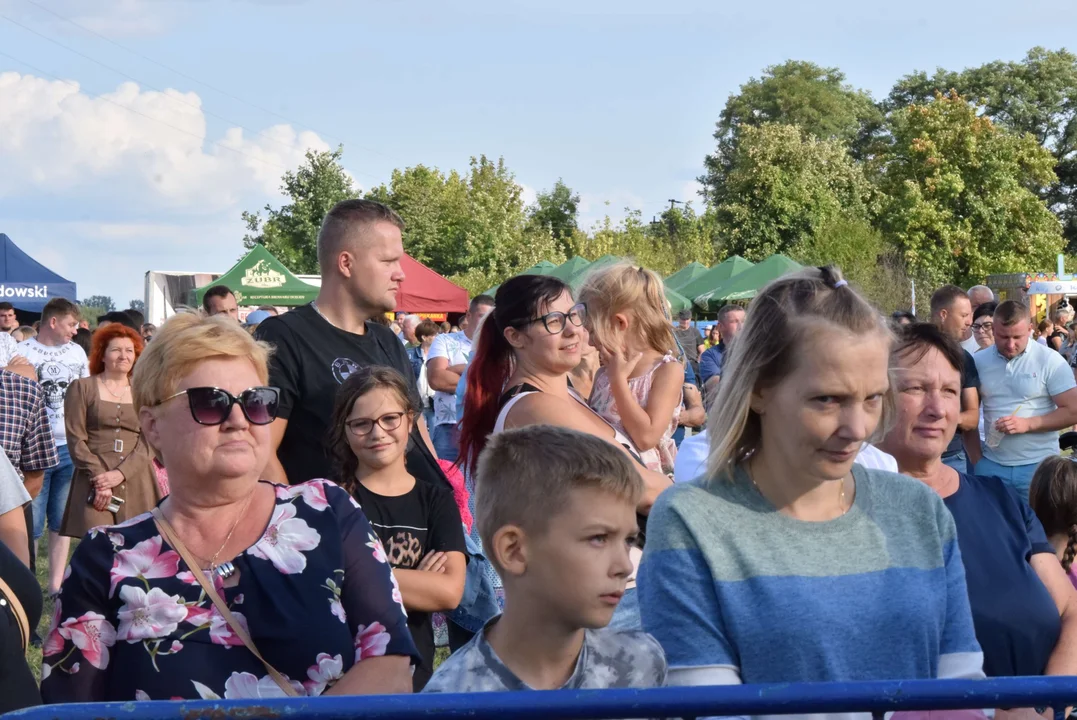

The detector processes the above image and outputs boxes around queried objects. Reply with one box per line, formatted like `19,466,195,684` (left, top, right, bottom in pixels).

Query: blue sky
0,0,1075,307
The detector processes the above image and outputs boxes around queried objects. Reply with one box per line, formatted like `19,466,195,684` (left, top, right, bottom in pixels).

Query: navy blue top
945,473,1059,677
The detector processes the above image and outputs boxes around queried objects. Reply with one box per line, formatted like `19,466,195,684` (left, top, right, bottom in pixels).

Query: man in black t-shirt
255,199,441,485
672,309,704,384
931,285,982,473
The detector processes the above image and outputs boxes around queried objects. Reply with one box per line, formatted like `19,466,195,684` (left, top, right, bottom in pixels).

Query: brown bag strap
0,575,29,653
151,507,299,697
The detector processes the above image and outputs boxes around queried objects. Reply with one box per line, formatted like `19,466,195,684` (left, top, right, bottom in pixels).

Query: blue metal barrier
6,677,1077,720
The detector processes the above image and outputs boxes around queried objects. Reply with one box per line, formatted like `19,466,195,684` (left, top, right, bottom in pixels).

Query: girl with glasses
328,366,466,691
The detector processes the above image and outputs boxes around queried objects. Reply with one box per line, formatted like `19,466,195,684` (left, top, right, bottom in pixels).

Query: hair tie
833,280,848,289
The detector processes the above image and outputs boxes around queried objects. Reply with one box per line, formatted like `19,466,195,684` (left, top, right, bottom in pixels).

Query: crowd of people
5,198,1077,719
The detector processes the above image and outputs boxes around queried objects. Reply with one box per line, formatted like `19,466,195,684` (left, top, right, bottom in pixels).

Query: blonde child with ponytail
1030,456,1077,590
578,263,684,476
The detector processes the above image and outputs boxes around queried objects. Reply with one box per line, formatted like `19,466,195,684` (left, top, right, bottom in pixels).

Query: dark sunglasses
345,411,408,436
520,303,587,335
160,386,280,426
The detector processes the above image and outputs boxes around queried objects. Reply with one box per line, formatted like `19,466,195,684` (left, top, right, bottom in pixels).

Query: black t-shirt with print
353,479,465,690
255,304,442,486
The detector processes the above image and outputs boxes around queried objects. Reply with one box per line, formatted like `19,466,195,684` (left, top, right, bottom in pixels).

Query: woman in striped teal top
638,266,985,720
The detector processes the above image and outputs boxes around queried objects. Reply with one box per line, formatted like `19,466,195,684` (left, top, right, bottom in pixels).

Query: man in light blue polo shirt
974,299,1077,498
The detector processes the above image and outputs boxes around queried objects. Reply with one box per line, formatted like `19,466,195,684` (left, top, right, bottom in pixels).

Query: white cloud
0,0,169,36
0,72,330,213
0,71,338,307
518,182,538,208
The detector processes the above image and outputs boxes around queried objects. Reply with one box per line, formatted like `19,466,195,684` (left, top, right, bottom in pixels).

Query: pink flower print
277,480,331,512
108,533,125,548
184,604,212,627
58,612,117,670
209,608,249,647
222,671,304,698
354,622,390,661
303,653,343,696
176,571,199,586
367,533,387,564
389,569,404,613
116,586,189,642
43,600,65,657
40,663,52,681
109,535,181,598
248,503,320,574
330,599,345,624
135,690,151,701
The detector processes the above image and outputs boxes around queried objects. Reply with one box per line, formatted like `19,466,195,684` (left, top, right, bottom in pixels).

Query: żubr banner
0,282,77,312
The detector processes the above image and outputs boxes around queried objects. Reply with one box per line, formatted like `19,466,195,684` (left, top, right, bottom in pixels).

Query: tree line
242,47,1077,314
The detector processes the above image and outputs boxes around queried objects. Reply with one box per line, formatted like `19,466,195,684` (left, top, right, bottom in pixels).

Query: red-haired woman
60,324,158,536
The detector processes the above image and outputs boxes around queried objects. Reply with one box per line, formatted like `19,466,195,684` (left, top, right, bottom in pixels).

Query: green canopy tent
192,245,319,307
547,256,592,283
694,254,803,311
664,262,710,292
483,260,558,296
675,256,755,303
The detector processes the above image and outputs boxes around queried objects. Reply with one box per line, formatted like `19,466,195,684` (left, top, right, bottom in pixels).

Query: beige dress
60,376,158,537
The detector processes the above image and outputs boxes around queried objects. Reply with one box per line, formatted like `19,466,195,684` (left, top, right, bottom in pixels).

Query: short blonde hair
475,425,642,574
131,312,272,412
577,262,676,356
707,265,894,481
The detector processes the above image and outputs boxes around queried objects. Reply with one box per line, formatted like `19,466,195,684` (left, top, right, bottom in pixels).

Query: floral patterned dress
40,480,418,702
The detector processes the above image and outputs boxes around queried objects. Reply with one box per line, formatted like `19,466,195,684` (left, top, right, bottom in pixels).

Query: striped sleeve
637,487,742,687
935,497,986,681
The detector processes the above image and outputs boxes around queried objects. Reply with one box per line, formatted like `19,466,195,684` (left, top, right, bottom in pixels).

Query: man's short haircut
470,295,495,313
0,302,13,312
892,323,964,376
42,298,80,324
995,300,1029,327
142,323,158,334
201,285,235,314
717,304,743,323
98,311,139,331
967,285,996,303
929,285,969,316
474,425,643,574
124,308,145,328
316,199,405,271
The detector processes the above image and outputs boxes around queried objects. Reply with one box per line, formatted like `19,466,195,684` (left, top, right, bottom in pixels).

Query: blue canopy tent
0,233,77,312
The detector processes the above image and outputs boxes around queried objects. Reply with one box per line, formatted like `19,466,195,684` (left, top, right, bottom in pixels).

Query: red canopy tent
396,254,469,320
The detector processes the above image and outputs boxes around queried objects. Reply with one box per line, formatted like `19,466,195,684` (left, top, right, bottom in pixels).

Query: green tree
701,60,882,201
887,48,1077,249
877,91,1063,287
128,299,145,314
709,123,876,260
81,295,115,312
242,146,358,274
528,179,580,255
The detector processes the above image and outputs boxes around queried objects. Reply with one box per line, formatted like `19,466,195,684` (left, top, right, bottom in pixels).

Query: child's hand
600,345,643,381
417,551,448,573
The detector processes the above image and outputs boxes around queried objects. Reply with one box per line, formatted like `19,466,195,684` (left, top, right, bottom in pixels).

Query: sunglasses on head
159,386,280,426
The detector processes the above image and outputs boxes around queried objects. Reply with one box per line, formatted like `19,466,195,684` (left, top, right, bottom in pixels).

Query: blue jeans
974,456,1039,500
941,450,967,474
433,423,460,464
608,586,641,631
33,444,72,538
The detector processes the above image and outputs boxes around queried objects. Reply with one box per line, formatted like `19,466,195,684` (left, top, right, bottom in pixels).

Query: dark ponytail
1029,456,1077,571
457,274,571,476
1065,525,1077,573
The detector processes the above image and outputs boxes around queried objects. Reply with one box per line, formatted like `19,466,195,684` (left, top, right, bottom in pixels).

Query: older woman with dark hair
60,323,156,537
41,313,417,702
878,322,1077,685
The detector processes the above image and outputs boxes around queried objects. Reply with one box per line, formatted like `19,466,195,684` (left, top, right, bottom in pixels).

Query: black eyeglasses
160,386,280,426
520,303,587,335
345,412,407,436
972,322,994,333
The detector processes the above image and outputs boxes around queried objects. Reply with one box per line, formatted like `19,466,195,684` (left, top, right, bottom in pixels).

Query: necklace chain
747,465,849,517
187,488,258,572
100,377,129,400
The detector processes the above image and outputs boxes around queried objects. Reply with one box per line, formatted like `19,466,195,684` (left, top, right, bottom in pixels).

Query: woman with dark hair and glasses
327,366,465,691
42,313,417,703
458,274,672,630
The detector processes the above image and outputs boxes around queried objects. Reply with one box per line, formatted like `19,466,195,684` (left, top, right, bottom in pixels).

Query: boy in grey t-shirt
423,426,666,695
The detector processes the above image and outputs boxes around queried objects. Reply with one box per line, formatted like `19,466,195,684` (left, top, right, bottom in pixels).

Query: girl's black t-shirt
352,480,466,691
